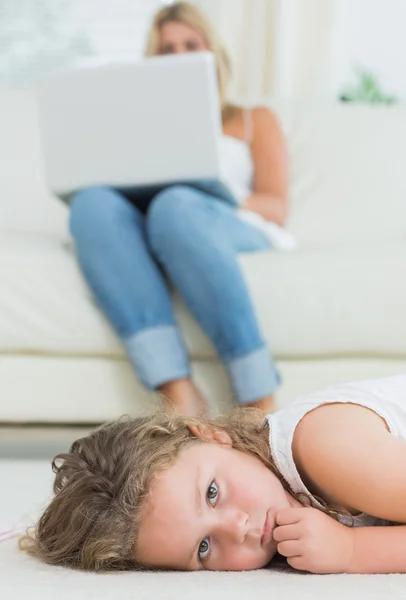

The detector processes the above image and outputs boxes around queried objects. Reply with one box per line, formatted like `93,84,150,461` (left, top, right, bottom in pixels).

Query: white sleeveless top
267,374,406,527
218,109,299,252
218,109,254,204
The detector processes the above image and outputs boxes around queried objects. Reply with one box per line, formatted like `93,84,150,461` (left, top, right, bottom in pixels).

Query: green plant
339,68,397,104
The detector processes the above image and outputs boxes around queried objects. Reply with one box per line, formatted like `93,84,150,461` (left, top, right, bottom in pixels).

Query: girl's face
136,433,300,571
158,21,209,55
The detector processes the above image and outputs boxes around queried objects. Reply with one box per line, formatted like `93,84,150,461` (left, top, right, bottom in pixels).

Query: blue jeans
69,184,280,404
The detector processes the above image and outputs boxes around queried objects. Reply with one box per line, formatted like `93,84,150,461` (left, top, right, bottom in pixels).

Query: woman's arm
244,107,288,226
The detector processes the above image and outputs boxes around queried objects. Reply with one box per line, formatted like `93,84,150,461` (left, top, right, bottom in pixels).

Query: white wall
330,0,406,100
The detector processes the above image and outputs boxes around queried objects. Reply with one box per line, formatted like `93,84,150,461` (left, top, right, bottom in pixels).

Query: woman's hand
273,507,355,574
243,193,287,225
247,108,288,226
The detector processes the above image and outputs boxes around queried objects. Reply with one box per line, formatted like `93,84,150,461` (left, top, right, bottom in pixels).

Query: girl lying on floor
20,374,406,574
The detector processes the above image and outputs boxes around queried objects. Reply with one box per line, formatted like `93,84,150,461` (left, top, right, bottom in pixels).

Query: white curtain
195,0,336,103
276,0,336,99
195,0,277,104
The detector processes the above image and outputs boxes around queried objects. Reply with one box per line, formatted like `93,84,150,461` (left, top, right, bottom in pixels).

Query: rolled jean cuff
226,346,280,405
124,325,190,389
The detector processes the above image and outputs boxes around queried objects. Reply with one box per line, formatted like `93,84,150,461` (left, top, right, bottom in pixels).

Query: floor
1,432,406,597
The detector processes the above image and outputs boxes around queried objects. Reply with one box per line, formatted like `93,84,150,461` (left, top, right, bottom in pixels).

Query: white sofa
1,91,405,424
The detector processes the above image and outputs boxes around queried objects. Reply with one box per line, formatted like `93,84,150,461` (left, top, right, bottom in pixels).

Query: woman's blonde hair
20,409,350,572
144,2,237,122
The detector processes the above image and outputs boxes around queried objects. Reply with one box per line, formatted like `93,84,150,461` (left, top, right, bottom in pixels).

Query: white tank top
218,109,254,204
266,374,406,527
217,109,299,252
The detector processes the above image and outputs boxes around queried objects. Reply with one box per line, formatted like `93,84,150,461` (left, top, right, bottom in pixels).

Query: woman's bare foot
245,394,276,414
159,378,208,417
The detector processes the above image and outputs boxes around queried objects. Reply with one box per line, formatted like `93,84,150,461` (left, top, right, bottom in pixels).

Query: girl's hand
273,507,355,573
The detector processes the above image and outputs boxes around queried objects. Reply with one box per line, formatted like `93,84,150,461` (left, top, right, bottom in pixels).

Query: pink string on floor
0,525,24,542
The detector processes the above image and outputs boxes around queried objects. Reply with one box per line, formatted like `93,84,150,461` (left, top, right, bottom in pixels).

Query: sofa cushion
273,101,406,249
1,356,405,423
0,232,122,356
0,92,67,236
1,232,405,359
240,245,406,357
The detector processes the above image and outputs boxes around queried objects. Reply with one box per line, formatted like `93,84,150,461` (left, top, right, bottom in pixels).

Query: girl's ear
188,424,232,447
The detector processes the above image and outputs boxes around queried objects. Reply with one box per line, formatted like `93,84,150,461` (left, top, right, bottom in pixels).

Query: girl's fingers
273,523,301,543
276,539,302,558
276,507,305,526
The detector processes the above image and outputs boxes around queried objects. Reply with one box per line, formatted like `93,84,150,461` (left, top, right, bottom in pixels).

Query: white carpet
1,460,405,599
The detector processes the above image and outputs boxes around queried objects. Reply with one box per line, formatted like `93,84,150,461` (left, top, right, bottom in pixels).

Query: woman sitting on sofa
69,1,288,417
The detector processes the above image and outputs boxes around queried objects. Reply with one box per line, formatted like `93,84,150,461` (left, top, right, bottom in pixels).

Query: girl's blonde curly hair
19,408,349,571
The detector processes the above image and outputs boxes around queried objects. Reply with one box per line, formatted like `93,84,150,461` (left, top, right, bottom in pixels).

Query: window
330,0,406,101
0,0,165,88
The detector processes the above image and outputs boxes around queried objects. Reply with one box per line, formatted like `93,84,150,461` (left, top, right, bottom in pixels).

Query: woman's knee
146,185,205,250
69,186,131,241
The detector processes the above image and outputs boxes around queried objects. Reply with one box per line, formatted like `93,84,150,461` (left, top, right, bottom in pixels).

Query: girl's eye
198,538,210,561
198,482,219,563
207,481,218,506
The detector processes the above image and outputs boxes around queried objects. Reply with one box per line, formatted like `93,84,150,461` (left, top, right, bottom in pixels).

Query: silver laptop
36,52,237,205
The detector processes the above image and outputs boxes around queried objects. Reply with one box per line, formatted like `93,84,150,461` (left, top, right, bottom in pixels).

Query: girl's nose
217,508,249,544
